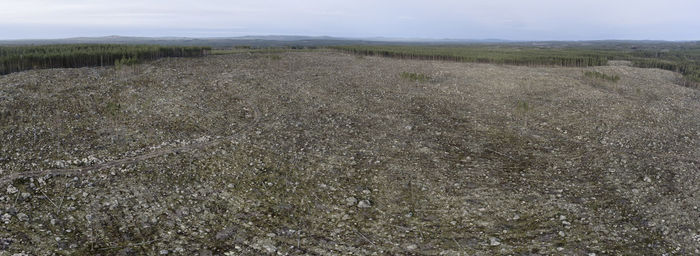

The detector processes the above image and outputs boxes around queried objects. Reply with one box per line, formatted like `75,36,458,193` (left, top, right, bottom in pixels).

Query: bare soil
1,50,699,255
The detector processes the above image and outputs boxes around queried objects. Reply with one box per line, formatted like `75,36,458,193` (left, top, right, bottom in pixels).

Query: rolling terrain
1,50,699,255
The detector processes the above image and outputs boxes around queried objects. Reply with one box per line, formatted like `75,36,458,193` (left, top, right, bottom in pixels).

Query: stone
1,213,11,223
406,244,418,250
17,213,28,222
215,227,237,241
489,237,501,246
6,185,18,195
345,197,358,206
358,200,371,208
260,239,277,253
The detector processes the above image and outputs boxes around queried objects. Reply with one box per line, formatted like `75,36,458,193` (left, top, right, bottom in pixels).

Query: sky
1,0,699,41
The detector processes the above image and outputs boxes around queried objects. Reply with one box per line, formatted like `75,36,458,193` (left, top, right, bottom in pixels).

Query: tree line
331,45,610,67
331,45,700,84
632,59,700,83
0,44,211,75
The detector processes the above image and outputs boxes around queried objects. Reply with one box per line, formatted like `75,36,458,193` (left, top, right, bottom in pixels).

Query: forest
0,44,211,75
331,45,613,67
331,45,700,84
2,42,699,85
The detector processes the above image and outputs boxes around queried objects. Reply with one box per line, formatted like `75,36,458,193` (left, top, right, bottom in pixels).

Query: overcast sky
1,0,699,40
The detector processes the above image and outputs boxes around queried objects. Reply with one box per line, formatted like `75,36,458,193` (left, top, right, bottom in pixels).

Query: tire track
0,99,261,186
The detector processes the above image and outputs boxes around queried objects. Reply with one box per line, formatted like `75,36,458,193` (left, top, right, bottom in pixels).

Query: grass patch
104,101,122,116
265,54,282,60
584,71,620,82
400,72,430,82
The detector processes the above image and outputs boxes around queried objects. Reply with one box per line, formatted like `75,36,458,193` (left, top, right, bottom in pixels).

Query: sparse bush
584,71,620,82
516,100,530,127
104,101,122,116
266,55,282,60
400,72,430,82
114,56,140,68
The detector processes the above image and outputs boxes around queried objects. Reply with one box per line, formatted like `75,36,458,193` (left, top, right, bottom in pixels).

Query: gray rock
118,247,135,256
17,213,28,222
6,185,18,195
358,200,371,208
215,227,237,241
345,197,358,206
406,244,418,250
489,237,501,246
198,249,213,256
1,213,10,223
258,239,277,253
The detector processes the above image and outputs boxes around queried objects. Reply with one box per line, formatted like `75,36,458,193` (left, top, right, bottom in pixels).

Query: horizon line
0,35,698,43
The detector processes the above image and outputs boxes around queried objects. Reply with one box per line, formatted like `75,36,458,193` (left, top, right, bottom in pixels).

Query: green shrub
400,72,430,82
584,71,620,82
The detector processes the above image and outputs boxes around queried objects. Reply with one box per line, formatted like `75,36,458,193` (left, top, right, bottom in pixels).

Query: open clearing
1,50,699,255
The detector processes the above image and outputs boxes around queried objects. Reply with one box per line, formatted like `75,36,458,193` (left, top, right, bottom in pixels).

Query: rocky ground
1,50,699,255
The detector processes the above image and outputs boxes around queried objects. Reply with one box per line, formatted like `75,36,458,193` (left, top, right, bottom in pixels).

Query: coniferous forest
1,42,699,85
331,45,700,84
0,44,211,75
331,45,612,67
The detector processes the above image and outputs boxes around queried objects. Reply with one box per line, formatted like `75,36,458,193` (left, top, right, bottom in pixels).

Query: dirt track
1,50,699,255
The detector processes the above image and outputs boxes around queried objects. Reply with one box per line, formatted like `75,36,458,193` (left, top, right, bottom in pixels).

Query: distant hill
0,35,697,49
0,35,515,48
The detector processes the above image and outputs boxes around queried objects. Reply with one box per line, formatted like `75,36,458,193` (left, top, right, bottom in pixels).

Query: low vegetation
0,44,211,75
584,71,620,82
400,72,430,82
